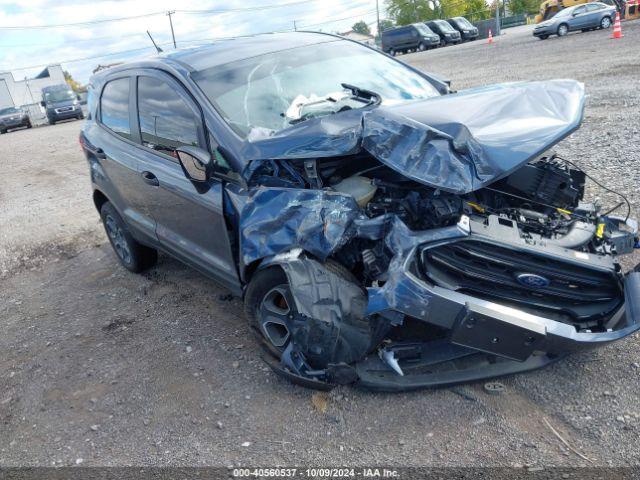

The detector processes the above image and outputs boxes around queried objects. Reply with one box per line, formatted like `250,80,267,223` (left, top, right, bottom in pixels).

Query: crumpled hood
241,79,585,194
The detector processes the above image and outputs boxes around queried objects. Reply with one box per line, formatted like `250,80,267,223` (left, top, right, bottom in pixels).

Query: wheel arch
93,189,110,213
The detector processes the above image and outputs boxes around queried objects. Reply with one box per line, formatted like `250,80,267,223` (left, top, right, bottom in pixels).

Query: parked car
425,19,462,46
533,2,615,39
0,106,31,133
41,84,84,125
381,23,440,55
446,16,479,41
80,32,640,391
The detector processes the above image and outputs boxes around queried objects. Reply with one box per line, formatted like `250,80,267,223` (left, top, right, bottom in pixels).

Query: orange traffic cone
612,12,622,39
488,29,493,44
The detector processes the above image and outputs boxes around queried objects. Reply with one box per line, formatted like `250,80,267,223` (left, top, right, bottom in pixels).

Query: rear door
585,3,605,27
132,70,240,290
568,5,589,29
89,76,157,244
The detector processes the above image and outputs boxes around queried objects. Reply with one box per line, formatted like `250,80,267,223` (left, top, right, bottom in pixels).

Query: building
0,65,66,123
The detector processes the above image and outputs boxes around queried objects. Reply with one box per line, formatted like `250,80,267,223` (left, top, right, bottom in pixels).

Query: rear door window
136,76,200,158
100,78,131,139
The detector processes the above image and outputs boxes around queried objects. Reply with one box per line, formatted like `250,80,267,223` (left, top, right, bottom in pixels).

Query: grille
421,239,622,326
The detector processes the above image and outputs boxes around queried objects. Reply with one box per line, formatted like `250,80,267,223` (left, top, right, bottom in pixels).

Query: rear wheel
557,23,569,36
26,121,32,128
388,48,396,56
100,202,157,273
538,34,549,40
600,16,611,28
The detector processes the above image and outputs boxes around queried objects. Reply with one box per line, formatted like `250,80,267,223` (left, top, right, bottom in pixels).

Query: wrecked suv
80,32,640,391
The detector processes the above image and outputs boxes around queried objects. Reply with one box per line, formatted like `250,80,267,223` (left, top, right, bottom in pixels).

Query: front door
132,71,240,291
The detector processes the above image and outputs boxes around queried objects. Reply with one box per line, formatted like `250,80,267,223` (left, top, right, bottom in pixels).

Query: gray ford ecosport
80,32,640,391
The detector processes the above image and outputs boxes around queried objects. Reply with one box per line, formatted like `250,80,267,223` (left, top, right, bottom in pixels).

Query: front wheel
557,23,569,36
100,202,157,273
418,42,426,51
245,266,296,358
601,16,611,29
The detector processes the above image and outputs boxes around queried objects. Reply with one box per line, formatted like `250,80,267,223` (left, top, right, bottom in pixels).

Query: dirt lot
2,23,640,468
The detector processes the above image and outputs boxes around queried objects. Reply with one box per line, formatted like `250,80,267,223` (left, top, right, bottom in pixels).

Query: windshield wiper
341,83,381,106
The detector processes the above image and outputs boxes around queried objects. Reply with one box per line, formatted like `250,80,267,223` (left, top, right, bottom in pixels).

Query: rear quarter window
100,78,131,139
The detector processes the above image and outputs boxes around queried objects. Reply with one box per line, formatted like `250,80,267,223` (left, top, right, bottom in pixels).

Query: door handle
141,171,159,186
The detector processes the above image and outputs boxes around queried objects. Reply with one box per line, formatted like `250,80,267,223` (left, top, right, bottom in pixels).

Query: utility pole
167,10,177,48
376,0,381,42
495,0,501,36
293,20,297,31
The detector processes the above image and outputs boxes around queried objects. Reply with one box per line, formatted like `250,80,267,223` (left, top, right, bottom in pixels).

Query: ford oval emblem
516,273,551,288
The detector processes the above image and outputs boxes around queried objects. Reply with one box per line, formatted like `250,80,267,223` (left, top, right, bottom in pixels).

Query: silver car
533,2,616,40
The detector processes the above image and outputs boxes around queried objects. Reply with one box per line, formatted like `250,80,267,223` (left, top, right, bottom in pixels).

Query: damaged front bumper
266,216,640,392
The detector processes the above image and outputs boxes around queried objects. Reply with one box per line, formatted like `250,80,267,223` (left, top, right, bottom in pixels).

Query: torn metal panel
238,187,361,266
361,80,585,193
241,80,585,194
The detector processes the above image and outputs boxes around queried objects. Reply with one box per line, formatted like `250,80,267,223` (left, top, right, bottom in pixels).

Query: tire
77,113,85,120
100,202,157,273
0,128,6,134
557,23,569,37
418,42,426,51
600,16,611,29
538,35,549,40
388,48,396,56
49,118,56,125
244,260,361,360
26,122,32,128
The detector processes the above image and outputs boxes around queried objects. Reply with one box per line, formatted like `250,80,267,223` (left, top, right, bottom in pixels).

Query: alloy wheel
105,214,132,265
258,285,295,351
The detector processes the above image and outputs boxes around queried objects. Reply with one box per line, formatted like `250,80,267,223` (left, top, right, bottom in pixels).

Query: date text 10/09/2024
232,468,400,478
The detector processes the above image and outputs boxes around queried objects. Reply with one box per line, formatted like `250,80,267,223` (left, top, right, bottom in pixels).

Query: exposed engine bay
248,152,636,286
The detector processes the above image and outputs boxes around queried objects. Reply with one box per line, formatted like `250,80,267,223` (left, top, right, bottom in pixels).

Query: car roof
92,31,343,82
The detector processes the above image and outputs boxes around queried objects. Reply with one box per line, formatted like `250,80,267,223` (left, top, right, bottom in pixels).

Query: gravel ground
1,23,640,468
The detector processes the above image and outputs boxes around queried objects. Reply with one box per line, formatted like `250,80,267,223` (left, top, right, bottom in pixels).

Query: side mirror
176,146,212,182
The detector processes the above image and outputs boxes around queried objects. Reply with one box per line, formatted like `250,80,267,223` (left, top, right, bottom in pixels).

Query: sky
0,0,382,83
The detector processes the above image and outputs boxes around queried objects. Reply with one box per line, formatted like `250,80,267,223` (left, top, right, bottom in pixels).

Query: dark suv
381,23,441,55
425,19,462,46
0,106,31,133
81,32,640,391
447,16,479,41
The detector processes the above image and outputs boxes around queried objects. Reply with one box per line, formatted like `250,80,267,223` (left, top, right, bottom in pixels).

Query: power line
0,11,166,30
0,31,148,49
0,5,380,72
176,0,318,14
0,0,324,30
